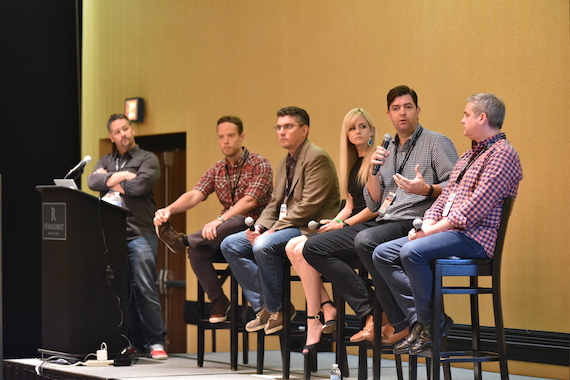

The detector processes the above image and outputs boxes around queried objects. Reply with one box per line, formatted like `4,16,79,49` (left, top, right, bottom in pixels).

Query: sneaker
264,304,297,335
209,294,231,323
149,344,168,360
155,221,186,253
245,308,270,332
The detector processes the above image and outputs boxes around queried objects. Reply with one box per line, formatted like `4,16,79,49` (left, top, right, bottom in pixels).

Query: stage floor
4,351,556,380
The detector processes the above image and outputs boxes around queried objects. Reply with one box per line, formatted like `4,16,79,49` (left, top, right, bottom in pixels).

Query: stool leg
431,264,444,380
281,263,292,380
469,276,482,380
408,354,418,380
230,273,238,370
334,290,349,378
372,305,382,380
257,330,265,374
493,276,509,380
197,282,205,367
241,291,249,365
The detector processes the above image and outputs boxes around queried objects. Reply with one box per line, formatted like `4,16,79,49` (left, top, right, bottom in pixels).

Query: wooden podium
36,185,130,357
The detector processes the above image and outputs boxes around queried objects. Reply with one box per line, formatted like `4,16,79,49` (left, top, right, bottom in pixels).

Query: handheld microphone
308,220,324,231
413,218,423,232
64,155,92,179
372,133,393,175
244,216,256,231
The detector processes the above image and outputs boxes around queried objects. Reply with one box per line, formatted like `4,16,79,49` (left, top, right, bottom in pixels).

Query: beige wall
82,1,570,378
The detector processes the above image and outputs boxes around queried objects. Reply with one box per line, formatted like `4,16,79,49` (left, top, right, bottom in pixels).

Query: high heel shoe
320,300,337,334
302,315,323,355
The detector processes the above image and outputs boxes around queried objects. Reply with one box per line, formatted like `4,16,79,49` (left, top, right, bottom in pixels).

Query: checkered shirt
193,148,273,219
424,133,523,257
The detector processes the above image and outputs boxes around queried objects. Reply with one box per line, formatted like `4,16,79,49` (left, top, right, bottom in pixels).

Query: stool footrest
439,350,500,363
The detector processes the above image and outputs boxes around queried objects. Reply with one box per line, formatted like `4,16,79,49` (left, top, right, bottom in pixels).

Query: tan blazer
257,139,340,234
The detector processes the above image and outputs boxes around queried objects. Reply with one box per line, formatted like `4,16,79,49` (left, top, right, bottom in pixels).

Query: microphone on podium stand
245,217,256,231
308,220,324,231
413,218,423,232
64,155,92,180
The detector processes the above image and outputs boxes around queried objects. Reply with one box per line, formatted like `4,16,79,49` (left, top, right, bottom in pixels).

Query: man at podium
87,114,167,360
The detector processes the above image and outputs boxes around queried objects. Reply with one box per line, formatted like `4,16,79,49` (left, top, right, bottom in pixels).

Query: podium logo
42,202,66,240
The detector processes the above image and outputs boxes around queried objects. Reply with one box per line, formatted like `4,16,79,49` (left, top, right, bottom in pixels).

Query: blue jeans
373,231,487,325
126,233,165,350
221,228,301,313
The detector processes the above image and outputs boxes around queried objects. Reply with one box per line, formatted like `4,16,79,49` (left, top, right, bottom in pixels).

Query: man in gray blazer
221,106,340,335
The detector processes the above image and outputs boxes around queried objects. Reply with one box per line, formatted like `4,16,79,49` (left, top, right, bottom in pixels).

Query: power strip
84,359,113,366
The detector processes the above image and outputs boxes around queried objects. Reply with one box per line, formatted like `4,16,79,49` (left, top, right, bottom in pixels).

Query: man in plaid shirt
373,93,523,354
154,115,273,323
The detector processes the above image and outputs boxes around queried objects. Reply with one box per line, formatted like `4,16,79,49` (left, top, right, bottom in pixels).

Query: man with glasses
221,106,340,334
153,116,273,325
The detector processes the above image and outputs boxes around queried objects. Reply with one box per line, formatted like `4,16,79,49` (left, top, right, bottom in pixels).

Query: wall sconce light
125,97,145,123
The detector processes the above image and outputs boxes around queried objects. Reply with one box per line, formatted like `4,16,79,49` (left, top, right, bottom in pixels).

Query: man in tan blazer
221,106,340,335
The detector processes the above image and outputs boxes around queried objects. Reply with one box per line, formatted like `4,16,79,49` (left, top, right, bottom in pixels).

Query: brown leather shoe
209,294,230,323
381,312,389,326
350,314,374,342
382,324,410,345
155,221,186,253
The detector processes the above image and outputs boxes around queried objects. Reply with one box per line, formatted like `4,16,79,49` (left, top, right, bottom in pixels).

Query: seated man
303,85,458,344
221,106,340,335
374,93,523,354
154,115,273,323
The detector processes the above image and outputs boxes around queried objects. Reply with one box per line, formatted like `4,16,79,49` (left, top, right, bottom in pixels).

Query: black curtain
0,0,81,358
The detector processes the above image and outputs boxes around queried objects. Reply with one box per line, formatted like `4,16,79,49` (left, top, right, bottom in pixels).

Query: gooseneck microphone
372,133,393,175
413,218,423,232
244,216,256,231
308,220,324,231
64,155,92,179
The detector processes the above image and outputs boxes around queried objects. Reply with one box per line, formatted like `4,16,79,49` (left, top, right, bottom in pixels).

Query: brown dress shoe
382,324,410,345
381,312,389,326
350,314,374,342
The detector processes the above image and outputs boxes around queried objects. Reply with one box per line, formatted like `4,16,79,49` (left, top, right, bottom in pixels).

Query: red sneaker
150,345,168,360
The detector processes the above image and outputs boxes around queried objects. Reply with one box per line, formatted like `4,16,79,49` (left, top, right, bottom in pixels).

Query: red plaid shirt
193,148,273,219
424,133,523,257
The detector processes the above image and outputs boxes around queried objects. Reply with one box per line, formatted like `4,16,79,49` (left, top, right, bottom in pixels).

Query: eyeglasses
273,124,301,132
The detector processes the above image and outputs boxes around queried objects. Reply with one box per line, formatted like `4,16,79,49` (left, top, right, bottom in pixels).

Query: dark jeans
354,219,414,332
374,232,487,324
185,215,246,301
303,220,381,319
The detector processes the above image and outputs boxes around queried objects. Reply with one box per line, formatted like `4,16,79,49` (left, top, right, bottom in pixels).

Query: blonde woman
285,108,378,355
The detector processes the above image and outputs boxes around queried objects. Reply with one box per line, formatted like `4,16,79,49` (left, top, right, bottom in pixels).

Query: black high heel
302,315,322,355
321,300,337,334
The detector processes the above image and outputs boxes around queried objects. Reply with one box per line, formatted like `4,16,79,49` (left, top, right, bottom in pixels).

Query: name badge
442,193,456,217
102,191,123,207
379,191,396,214
279,203,287,220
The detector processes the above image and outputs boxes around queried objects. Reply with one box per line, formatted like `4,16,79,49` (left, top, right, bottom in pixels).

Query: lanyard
455,135,506,184
115,156,130,172
392,126,423,176
226,150,248,204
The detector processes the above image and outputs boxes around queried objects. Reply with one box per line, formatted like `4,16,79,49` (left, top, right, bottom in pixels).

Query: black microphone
244,216,256,231
372,133,393,175
308,220,324,231
64,155,92,179
413,218,423,232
